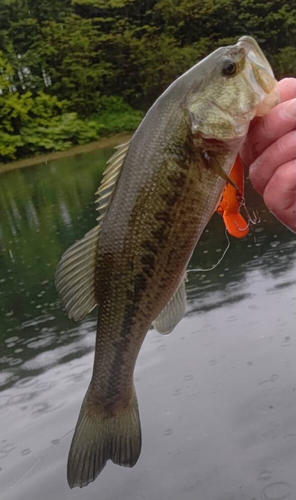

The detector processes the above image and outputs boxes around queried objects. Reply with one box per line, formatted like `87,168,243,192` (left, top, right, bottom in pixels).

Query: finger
249,130,296,194
277,78,296,103
241,98,296,165
263,160,296,233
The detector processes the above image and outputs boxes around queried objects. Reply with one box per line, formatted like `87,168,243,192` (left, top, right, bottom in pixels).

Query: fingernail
283,98,296,120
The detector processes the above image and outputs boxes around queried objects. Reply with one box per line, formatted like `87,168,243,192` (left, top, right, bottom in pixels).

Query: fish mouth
238,36,274,78
238,36,279,117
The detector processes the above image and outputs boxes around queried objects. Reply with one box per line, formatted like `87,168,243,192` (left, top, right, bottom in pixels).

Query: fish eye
222,59,237,76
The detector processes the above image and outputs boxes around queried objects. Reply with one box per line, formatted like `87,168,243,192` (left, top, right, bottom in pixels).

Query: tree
0,0,295,162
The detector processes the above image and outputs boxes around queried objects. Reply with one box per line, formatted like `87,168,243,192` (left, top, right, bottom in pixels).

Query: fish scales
93,140,226,401
56,36,278,488
93,134,229,377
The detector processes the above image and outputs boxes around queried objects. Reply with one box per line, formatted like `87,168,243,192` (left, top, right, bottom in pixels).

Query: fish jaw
252,78,279,118
239,36,279,118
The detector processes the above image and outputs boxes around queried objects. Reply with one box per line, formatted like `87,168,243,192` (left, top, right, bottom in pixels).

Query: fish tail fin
67,387,142,488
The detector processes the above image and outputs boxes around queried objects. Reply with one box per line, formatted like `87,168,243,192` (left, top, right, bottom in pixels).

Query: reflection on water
0,151,110,390
0,150,296,500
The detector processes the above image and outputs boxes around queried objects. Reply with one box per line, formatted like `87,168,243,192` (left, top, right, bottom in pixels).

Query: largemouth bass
56,36,278,488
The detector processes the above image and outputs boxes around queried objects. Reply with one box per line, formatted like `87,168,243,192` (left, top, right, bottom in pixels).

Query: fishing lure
217,156,249,238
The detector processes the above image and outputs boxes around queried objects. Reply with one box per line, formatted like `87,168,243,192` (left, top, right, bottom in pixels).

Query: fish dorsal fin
55,141,130,322
95,140,130,221
55,225,100,321
152,274,187,335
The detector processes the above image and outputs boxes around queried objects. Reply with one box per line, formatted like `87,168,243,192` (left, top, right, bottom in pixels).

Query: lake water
0,149,296,500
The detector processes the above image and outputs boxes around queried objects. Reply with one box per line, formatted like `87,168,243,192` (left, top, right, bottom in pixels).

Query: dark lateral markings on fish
55,36,278,489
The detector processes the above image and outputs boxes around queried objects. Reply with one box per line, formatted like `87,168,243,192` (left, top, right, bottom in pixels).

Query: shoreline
0,132,133,174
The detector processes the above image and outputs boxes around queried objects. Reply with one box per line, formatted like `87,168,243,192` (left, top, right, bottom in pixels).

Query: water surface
0,150,295,500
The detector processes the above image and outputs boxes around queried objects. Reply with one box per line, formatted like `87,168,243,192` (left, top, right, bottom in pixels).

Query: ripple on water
0,391,37,409
21,448,31,456
26,336,55,349
35,381,56,391
283,434,296,443
258,374,279,391
261,482,291,500
1,153,296,499
32,401,64,416
15,377,36,388
258,470,273,481
0,372,16,387
4,336,19,344
0,443,16,460
51,439,60,445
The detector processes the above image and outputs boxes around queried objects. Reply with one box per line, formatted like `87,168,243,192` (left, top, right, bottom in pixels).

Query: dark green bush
0,0,295,163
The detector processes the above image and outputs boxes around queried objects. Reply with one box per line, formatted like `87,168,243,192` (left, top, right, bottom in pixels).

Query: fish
56,36,278,488
217,155,250,238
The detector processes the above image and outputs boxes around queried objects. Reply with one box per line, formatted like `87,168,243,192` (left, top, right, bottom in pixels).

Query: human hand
240,78,296,233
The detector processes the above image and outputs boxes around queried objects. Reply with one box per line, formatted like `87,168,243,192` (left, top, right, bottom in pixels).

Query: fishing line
187,229,230,273
0,428,74,499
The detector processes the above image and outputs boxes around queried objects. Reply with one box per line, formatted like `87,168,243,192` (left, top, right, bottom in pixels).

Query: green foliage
0,80,142,161
271,46,296,79
0,0,295,162
0,130,24,159
20,113,104,155
0,58,105,161
94,96,144,133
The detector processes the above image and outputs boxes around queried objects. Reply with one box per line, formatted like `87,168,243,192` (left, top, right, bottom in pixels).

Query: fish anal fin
152,275,187,335
55,226,99,321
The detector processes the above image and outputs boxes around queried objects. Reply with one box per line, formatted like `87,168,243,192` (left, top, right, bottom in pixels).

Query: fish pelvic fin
67,387,142,488
152,273,187,335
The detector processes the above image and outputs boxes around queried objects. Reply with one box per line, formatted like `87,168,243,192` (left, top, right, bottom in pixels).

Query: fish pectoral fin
152,274,187,335
213,161,238,189
55,225,99,321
